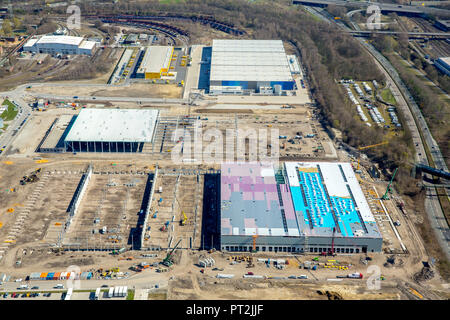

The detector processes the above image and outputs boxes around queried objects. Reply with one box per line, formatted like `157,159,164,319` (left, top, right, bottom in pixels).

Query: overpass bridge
293,0,450,17
348,30,450,39
416,164,450,180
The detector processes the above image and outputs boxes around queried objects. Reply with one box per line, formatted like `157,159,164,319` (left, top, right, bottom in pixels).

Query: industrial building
63,109,159,152
434,57,450,76
209,40,297,95
135,46,174,79
23,35,97,55
123,33,138,44
220,162,382,254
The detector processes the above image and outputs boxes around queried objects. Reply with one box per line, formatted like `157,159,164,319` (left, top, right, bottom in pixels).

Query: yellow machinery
356,142,388,170
180,211,188,226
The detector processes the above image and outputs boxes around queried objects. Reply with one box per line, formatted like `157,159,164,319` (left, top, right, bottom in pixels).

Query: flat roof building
63,109,159,153
220,162,382,254
123,33,138,44
23,35,96,55
210,40,296,95
136,46,174,79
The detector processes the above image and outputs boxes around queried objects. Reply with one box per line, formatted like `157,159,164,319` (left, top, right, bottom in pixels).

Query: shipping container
123,286,128,297
46,272,55,280
53,272,61,280
40,272,47,280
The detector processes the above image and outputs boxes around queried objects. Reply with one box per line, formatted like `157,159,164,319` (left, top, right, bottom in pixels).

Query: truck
108,287,114,298
64,288,73,300
347,273,363,279
94,288,100,300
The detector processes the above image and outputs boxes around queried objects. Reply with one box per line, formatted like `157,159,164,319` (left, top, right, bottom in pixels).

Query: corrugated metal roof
64,109,159,143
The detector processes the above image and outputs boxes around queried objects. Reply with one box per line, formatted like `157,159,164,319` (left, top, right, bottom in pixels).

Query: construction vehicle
160,221,170,232
20,168,42,185
251,235,258,253
356,142,388,171
321,227,337,256
161,239,182,267
247,256,255,268
180,211,188,226
382,167,398,200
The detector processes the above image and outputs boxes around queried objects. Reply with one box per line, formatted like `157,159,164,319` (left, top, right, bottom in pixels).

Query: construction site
0,6,447,301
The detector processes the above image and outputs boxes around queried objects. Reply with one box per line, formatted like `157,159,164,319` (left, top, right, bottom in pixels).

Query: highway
0,276,169,294
0,92,32,158
293,0,450,17
303,5,450,260
348,30,450,39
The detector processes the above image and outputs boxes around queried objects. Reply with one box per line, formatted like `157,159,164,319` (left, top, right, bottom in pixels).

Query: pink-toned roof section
280,185,296,220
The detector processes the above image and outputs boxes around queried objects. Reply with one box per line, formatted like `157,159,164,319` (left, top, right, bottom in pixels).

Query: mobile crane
161,239,182,267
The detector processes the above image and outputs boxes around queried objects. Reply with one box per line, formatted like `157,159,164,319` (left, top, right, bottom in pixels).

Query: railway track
85,14,246,36
411,17,450,58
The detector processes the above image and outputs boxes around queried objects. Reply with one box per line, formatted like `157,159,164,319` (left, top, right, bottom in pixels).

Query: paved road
294,0,450,16
305,5,450,260
0,273,169,293
0,93,32,158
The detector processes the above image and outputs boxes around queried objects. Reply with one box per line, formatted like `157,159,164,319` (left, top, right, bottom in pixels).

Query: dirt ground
28,83,183,99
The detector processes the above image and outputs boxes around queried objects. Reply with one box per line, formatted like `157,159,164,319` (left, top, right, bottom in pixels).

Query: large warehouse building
23,35,97,55
220,162,382,253
63,109,159,152
136,46,174,79
209,39,297,95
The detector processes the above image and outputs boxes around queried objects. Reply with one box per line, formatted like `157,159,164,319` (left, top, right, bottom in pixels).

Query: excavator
180,211,188,226
20,168,42,185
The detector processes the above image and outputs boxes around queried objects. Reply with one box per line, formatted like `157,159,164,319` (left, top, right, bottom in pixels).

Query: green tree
1,19,12,36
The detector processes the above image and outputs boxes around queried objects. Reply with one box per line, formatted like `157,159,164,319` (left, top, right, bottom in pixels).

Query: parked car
31,286,39,290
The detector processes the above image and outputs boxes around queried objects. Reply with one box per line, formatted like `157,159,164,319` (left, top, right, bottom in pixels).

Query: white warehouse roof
36,35,84,46
23,38,38,48
79,40,96,50
65,109,159,143
210,39,294,82
138,46,173,74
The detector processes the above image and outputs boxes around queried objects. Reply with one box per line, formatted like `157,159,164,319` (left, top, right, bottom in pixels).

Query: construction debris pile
317,290,343,300
413,267,435,282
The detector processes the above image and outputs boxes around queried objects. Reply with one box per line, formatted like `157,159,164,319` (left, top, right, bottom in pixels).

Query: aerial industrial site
0,0,448,303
